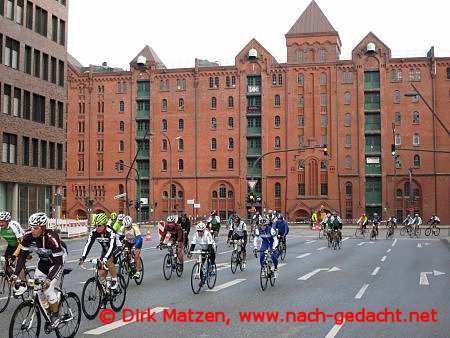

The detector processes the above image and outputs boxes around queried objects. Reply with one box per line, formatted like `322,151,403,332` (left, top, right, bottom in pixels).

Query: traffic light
323,144,328,156
248,192,255,203
391,144,396,157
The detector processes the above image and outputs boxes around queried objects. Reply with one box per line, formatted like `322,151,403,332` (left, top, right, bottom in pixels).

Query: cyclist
0,211,26,293
310,210,318,229
330,212,343,242
118,215,142,279
402,214,413,233
253,217,279,278
412,213,422,234
207,210,221,242
320,213,333,243
188,222,216,285
372,212,381,237
227,215,248,269
159,215,184,272
79,213,121,293
428,215,440,229
386,215,397,235
273,213,289,249
357,213,368,233
11,212,68,327
107,212,118,229
178,213,191,251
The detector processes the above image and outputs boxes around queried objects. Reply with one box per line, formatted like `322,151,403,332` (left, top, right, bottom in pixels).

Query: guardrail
48,219,89,238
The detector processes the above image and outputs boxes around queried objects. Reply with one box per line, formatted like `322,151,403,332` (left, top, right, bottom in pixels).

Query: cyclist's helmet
117,213,125,222
110,212,117,220
233,215,241,223
415,213,419,217
28,212,48,230
123,215,132,228
210,210,217,216
277,213,283,220
373,213,378,217
196,222,206,231
166,214,178,224
93,213,108,226
0,211,11,222
260,217,270,226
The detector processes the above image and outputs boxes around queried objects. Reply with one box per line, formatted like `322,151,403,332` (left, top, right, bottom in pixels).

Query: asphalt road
0,227,449,338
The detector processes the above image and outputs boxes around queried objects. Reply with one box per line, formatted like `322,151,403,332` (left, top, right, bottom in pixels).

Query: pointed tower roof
130,45,166,69
286,0,337,36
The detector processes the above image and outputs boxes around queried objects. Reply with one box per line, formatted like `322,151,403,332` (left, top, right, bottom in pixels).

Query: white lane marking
420,272,430,285
371,267,380,276
354,284,369,299
83,306,168,335
387,249,391,253
305,240,317,244
381,256,387,262
392,239,397,247
296,253,312,259
206,278,246,292
298,267,340,280
325,320,345,338
317,246,327,251
417,243,422,248
342,237,350,242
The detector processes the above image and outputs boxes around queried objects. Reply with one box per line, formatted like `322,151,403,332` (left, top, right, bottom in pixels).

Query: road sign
247,180,257,190
187,199,195,205
114,193,127,200
194,203,201,208
248,207,256,212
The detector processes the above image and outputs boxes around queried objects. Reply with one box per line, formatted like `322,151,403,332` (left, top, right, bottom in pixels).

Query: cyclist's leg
177,243,184,265
134,248,142,272
272,250,278,270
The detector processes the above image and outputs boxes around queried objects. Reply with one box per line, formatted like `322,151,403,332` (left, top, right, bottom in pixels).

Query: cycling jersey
274,219,289,235
15,229,67,281
160,223,184,245
189,230,215,264
208,216,221,232
81,227,119,261
119,224,142,248
253,225,278,251
0,220,24,247
228,220,247,237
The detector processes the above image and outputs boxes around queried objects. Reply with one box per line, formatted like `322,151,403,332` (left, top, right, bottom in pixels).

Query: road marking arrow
420,270,446,285
296,253,312,259
298,266,341,280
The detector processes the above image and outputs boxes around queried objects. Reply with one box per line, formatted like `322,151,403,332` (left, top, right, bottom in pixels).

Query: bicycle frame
191,250,210,283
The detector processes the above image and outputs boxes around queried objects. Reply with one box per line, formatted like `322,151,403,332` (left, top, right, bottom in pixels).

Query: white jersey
9,220,25,238
228,220,247,237
191,230,214,250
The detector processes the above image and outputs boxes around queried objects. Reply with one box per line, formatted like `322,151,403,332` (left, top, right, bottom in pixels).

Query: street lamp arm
409,83,450,136
251,145,322,179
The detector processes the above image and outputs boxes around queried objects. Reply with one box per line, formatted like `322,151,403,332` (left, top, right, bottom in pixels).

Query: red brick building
67,1,450,223
0,0,67,224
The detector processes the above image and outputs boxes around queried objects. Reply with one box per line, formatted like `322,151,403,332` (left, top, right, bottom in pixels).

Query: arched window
275,183,281,198
178,138,184,151
119,121,125,132
228,117,234,129
228,96,234,108
321,160,328,170
413,133,420,146
413,154,420,167
296,49,304,63
228,158,234,169
228,138,234,150
344,91,351,104
298,73,304,86
119,140,124,152
212,191,218,198
345,182,352,197
395,133,401,145
393,90,400,103
211,97,217,109
162,119,167,131
395,111,401,125
162,159,167,171
274,136,281,148
345,155,352,169
320,72,327,85
178,119,184,130
162,191,168,199
344,113,351,126
211,158,217,170
162,139,167,151
211,117,217,130
228,191,234,199
162,99,167,111
274,94,280,106
413,111,420,124
178,98,184,109
275,157,281,169
178,159,183,171
298,160,305,171
219,184,226,198
396,189,402,198
275,115,281,127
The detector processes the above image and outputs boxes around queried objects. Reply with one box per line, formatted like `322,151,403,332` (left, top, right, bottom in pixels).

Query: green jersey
0,221,24,246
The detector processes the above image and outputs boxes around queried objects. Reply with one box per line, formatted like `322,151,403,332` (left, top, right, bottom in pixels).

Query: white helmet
28,212,48,229
0,211,11,221
123,215,132,227
196,222,206,231
117,213,125,221
166,215,178,223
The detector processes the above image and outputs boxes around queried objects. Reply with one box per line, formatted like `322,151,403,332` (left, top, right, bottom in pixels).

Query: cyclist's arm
102,230,116,260
13,234,32,276
253,228,260,249
270,228,279,250
133,225,142,248
81,230,97,260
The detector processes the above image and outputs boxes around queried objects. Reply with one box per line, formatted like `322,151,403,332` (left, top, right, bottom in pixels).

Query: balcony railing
365,164,381,175
247,147,262,155
247,106,261,114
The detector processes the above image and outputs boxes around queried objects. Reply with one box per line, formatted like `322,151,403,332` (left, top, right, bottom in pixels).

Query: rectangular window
32,93,45,123
34,6,47,36
0,0,4,16
49,142,55,169
298,115,304,127
23,90,30,119
320,183,328,196
59,19,65,46
6,0,13,19
2,132,17,164
31,138,38,167
52,15,58,42
298,184,305,196
50,57,57,83
33,49,40,77
298,135,304,147
3,84,11,115
42,53,48,80
22,136,29,165
26,1,33,29
297,94,304,107
5,36,20,69
40,140,47,168
57,143,63,170
321,114,328,127
58,60,64,86
15,0,24,24
49,99,56,126
345,134,351,147
24,45,31,74
57,102,64,128
320,93,327,106
13,87,20,117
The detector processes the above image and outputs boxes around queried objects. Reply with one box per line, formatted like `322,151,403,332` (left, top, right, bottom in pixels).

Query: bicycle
9,268,81,338
158,243,183,280
229,239,244,274
399,224,413,237
190,250,217,294
369,223,378,241
0,256,35,313
411,224,421,238
313,223,323,240
424,222,440,237
277,235,287,261
258,249,276,291
354,222,366,238
118,247,144,288
330,230,342,250
80,258,127,320
386,225,395,239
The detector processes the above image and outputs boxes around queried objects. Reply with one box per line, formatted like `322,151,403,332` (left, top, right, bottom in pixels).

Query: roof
130,45,166,69
286,0,337,36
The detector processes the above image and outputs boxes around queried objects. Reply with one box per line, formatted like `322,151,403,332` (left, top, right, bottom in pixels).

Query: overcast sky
68,0,449,70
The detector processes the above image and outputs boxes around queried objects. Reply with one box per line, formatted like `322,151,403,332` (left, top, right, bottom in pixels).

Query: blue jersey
253,225,278,250
274,220,289,235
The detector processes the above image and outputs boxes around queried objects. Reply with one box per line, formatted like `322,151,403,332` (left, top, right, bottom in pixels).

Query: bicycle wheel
354,228,358,238
207,262,217,289
433,227,440,236
81,276,102,320
318,229,322,239
260,265,269,291
175,258,183,278
0,271,11,313
110,274,127,312
190,263,202,294
230,251,238,274
280,243,287,261
21,267,36,301
55,292,81,338
269,267,276,287
120,259,130,289
425,227,431,236
134,257,144,285
400,227,406,236
163,254,173,280
238,251,244,272
9,300,41,338
415,228,421,237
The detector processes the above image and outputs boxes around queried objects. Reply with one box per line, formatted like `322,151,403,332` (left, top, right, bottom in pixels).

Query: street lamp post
160,132,181,215
408,167,413,213
392,123,397,218
116,161,141,222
